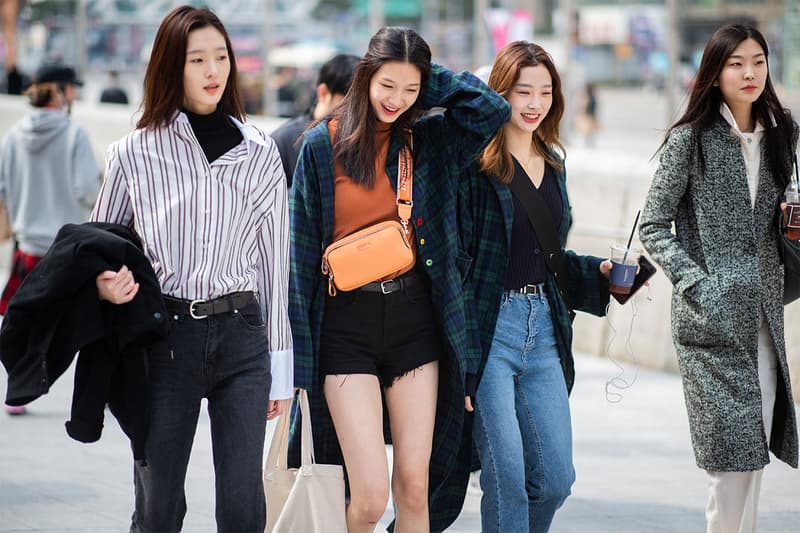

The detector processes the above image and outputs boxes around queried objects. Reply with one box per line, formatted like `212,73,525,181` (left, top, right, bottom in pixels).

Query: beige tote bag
264,389,346,533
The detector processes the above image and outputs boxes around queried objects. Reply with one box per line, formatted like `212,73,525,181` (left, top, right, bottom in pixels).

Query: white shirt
720,102,764,209
91,112,293,399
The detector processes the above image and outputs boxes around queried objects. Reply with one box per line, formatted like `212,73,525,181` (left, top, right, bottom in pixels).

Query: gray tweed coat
639,115,798,471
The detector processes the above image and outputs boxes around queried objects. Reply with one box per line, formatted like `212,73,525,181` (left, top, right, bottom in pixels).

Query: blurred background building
0,0,797,116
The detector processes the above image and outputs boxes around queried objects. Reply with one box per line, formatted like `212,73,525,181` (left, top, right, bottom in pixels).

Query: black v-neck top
505,159,564,289
183,107,243,163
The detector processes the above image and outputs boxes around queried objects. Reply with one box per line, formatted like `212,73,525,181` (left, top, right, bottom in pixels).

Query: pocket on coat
672,275,734,348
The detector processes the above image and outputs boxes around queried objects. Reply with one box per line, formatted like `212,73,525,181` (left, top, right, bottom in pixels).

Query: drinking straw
622,209,641,265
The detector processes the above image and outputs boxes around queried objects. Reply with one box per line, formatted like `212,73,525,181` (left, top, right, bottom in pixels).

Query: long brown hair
331,26,431,188
480,41,565,183
137,5,244,129
663,23,793,185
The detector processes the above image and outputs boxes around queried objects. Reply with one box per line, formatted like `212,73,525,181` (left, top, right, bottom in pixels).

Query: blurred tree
20,0,76,19
314,0,423,19
314,0,350,13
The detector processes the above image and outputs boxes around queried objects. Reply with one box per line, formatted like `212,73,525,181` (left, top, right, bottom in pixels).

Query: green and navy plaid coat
288,64,510,532
458,153,610,392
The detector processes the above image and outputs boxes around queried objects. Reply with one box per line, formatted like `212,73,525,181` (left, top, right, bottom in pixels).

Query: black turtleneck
183,107,243,163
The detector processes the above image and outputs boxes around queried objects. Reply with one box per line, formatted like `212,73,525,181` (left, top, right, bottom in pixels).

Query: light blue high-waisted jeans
473,289,575,533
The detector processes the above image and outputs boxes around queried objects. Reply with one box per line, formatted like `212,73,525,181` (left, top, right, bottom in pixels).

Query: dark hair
137,5,244,129
332,27,431,187
664,23,793,185
318,54,360,96
480,41,565,183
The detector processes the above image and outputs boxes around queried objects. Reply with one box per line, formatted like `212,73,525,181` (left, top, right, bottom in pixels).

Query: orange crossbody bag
321,141,414,296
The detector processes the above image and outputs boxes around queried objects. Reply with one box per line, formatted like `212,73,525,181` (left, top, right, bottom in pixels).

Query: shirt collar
719,102,765,135
173,111,267,148
229,115,268,147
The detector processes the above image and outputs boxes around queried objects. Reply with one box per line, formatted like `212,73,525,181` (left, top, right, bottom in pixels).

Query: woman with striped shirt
91,6,291,532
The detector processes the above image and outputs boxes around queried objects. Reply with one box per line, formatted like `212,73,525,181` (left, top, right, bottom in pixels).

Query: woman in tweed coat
639,24,798,533
289,27,510,532
459,42,611,533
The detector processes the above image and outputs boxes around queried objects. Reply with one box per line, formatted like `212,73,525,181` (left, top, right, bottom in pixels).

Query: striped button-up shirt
91,112,293,399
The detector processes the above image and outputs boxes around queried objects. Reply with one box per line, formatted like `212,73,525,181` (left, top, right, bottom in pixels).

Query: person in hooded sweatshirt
0,63,101,415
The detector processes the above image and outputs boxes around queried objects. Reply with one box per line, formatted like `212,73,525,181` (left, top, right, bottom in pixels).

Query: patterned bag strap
396,132,413,235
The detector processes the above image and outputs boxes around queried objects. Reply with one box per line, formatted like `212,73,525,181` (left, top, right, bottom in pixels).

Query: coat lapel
307,123,336,247
490,178,513,249
708,119,755,226
553,163,570,246
753,140,781,238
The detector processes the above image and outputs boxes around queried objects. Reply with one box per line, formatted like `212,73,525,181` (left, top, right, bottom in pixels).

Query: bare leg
324,374,389,533
384,361,439,533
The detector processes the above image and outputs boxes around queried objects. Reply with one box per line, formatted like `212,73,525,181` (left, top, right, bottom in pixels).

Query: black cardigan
0,222,168,459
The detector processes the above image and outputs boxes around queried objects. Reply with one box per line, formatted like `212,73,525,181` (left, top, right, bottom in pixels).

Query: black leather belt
359,273,421,294
163,291,256,319
508,283,545,296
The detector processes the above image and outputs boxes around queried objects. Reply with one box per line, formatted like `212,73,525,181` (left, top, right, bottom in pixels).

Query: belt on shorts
163,291,256,319
507,283,545,296
359,273,421,295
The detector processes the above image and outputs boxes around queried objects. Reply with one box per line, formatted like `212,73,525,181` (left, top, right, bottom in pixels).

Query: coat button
425,259,433,267
419,238,425,245
416,217,423,227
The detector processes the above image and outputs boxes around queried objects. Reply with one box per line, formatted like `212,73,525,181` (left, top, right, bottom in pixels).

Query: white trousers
705,313,778,533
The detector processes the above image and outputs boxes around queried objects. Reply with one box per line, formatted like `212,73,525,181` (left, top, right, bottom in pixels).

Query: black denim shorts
319,271,441,387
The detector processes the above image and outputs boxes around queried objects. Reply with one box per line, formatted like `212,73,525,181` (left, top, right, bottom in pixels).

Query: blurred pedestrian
0,62,101,415
459,41,611,532
1,0,22,94
639,23,798,533
270,53,358,186
89,6,291,531
275,66,302,118
577,81,599,147
289,26,510,532
99,69,129,104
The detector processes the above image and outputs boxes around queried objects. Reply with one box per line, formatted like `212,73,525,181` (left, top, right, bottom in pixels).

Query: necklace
510,147,545,186
511,148,537,169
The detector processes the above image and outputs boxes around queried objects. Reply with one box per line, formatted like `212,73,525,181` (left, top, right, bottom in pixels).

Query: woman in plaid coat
289,27,510,532
459,42,611,532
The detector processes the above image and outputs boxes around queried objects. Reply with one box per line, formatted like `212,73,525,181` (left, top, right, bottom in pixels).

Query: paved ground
2,350,798,532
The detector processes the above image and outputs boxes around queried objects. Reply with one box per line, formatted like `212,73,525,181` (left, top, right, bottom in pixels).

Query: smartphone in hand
611,255,657,305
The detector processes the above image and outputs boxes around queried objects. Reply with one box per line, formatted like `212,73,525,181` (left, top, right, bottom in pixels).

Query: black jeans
130,300,271,533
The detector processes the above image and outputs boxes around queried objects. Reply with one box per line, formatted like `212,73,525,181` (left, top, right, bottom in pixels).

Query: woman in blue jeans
459,42,611,532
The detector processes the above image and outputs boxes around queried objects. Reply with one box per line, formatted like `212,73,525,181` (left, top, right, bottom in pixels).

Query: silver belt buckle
380,280,394,295
189,299,209,319
523,284,538,295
